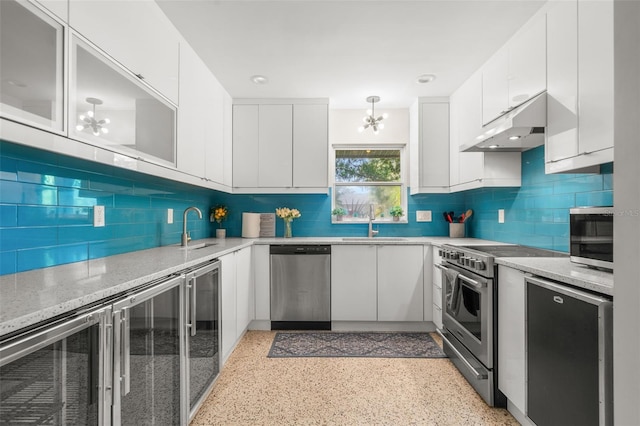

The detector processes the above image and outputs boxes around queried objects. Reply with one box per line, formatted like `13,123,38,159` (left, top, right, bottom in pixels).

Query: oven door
439,262,492,368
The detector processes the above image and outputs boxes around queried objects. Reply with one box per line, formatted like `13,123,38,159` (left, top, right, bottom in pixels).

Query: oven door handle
434,263,449,271
437,330,488,380
458,274,486,289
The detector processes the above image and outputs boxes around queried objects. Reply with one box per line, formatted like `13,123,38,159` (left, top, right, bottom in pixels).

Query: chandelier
76,97,110,136
357,95,388,135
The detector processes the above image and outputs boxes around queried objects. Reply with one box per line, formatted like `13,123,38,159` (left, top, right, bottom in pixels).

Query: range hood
460,92,546,152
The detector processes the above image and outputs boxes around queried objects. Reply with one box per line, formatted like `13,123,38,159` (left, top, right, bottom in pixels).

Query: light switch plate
498,209,505,223
94,205,105,227
167,208,173,224
416,210,432,222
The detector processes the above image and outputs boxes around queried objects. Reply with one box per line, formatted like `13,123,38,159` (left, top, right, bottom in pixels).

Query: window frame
330,143,408,224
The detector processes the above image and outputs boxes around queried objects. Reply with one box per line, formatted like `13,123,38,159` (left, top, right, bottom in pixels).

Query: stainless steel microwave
569,207,614,271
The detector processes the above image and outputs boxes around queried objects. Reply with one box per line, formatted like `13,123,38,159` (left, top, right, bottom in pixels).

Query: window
333,147,406,222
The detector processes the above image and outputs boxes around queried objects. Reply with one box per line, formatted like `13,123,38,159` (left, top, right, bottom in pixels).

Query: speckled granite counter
0,236,511,338
496,257,614,296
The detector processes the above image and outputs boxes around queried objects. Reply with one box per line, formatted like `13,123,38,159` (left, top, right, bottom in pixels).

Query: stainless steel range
436,244,567,407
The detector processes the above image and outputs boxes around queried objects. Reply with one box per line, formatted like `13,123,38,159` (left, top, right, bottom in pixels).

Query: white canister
242,212,261,238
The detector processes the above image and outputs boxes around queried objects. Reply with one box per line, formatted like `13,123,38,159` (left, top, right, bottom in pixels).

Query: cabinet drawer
433,267,442,288
433,285,442,308
433,304,443,329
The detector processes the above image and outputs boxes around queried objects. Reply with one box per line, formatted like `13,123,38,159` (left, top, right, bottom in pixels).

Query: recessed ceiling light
250,75,268,85
508,135,521,141
416,74,436,84
488,144,499,149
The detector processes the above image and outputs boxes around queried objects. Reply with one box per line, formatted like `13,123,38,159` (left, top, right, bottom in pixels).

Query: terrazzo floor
191,331,518,425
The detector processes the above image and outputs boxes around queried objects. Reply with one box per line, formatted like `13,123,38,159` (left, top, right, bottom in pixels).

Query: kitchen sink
341,237,408,241
178,242,217,250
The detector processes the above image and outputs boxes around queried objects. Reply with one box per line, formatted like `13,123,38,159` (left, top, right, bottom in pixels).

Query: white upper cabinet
69,0,180,104
482,48,510,125
409,98,450,194
482,13,547,125
293,104,329,188
232,100,329,193
450,72,521,192
232,105,260,188
70,36,177,167
35,0,68,22
1,0,64,134
258,104,293,188
545,0,614,173
177,42,228,186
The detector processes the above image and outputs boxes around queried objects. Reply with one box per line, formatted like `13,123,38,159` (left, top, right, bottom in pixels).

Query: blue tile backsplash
0,141,613,275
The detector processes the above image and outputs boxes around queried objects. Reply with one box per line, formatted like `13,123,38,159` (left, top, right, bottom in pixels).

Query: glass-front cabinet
0,0,65,133
70,35,177,167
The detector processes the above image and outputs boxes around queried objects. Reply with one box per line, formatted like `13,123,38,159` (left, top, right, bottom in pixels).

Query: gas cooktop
458,245,568,258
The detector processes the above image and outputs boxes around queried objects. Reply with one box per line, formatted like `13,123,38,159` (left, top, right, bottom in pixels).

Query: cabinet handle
136,73,144,80
103,320,113,410
437,329,488,380
122,307,131,396
189,279,198,337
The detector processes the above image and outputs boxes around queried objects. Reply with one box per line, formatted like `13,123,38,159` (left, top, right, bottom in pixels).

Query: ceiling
156,0,546,109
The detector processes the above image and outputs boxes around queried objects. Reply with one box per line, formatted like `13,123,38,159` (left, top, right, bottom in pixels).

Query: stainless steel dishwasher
270,245,331,330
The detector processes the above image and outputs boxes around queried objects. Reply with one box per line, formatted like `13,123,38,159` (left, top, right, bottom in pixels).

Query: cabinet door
222,93,234,187
453,72,485,186
204,78,226,185
578,0,614,156
420,102,449,189
293,104,328,188
235,247,253,337
331,245,377,321
423,245,434,321
508,13,546,108
220,253,237,363
482,47,509,125
70,36,177,167
232,105,259,187
69,0,180,103
377,245,424,321
253,245,270,321
497,265,527,413
546,0,579,163
0,0,64,133
177,44,207,178
259,104,293,188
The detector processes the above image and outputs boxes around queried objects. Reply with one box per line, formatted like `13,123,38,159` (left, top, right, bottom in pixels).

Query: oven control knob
468,259,476,268
475,261,486,271
438,249,443,257
450,252,459,260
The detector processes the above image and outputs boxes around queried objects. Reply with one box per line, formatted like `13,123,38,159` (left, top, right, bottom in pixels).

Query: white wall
329,108,409,144
613,1,640,424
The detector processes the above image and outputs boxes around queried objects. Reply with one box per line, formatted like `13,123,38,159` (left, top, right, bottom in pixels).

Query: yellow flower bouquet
275,207,301,238
210,205,229,228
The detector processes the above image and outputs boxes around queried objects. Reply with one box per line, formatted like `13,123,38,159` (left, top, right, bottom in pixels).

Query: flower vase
216,228,226,239
284,219,292,238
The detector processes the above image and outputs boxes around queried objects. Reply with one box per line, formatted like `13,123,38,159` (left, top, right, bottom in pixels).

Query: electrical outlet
94,205,105,227
498,209,505,224
416,210,432,222
167,208,173,224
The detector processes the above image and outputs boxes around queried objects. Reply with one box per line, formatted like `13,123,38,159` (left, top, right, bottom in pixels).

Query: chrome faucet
368,204,379,238
181,206,203,246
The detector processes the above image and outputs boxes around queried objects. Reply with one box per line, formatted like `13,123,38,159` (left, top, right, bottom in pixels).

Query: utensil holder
449,223,465,238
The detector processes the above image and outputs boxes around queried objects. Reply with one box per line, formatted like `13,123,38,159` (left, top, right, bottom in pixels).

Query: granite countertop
0,236,612,338
496,257,614,296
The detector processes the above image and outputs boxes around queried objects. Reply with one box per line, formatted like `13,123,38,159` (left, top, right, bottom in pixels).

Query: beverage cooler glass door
0,307,112,425
186,261,221,420
111,275,184,426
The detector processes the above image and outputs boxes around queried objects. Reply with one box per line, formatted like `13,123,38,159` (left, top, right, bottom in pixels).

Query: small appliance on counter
569,207,613,271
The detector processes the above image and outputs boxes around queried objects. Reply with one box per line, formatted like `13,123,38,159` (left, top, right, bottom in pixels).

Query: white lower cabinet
331,245,378,321
219,246,254,364
497,265,527,414
431,247,443,329
253,244,271,321
331,245,424,322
